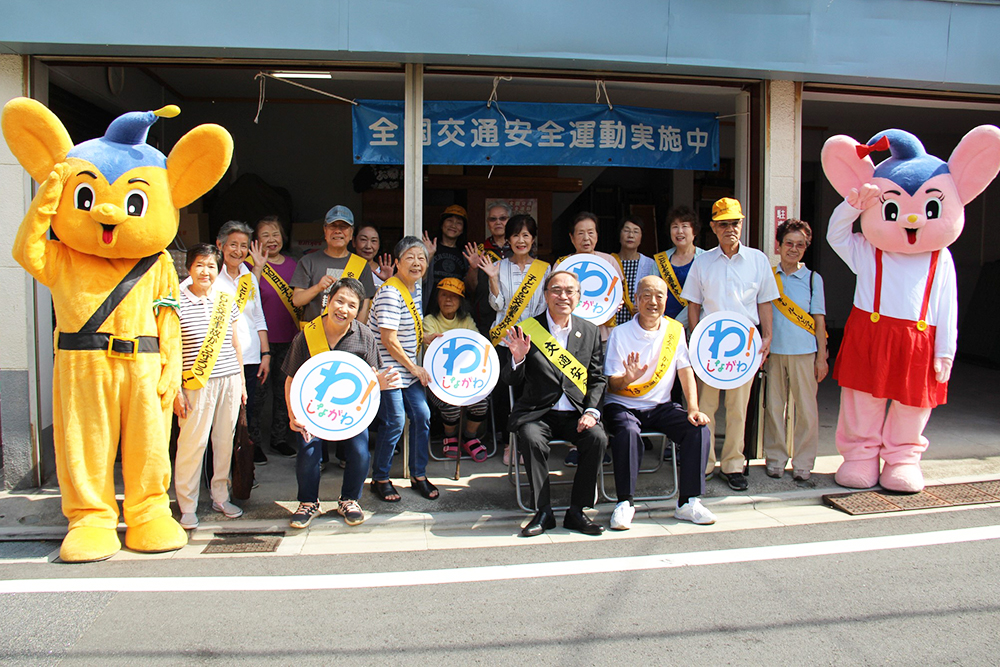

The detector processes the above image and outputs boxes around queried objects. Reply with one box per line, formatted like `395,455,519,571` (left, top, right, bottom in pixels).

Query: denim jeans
371,381,431,481
293,429,370,503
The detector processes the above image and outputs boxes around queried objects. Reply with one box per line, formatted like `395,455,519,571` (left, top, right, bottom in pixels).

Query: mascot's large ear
821,135,875,199
167,124,234,209
1,97,74,183
948,125,1000,205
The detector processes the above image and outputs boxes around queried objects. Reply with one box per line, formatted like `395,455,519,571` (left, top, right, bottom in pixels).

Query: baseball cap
441,205,468,221
436,277,466,298
324,205,354,226
712,198,744,221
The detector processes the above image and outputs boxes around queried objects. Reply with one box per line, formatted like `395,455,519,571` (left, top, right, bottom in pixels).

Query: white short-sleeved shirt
680,244,779,325
369,280,423,387
604,317,691,410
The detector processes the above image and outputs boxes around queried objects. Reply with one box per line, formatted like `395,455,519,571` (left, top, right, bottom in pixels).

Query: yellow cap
436,277,466,298
712,197,744,221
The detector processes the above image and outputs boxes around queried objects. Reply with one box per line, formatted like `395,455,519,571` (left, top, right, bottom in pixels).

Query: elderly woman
282,278,398,529
352,222,393,288
480,215,551,465
174,244,247,530
215,220,271,468
612,215,657,326
423,277,490,462
368,236,436,502
247,216,299,460
656,206,705,331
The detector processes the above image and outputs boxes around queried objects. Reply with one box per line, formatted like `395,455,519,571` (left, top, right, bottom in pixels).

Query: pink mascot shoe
821,126,1000,492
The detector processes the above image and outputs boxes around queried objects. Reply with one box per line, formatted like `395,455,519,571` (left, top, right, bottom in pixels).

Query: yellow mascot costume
2,98,233,562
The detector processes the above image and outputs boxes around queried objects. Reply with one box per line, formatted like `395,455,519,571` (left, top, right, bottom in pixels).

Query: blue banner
353,100,718,171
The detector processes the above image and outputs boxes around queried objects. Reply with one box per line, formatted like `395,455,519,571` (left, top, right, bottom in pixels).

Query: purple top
257,256,300,344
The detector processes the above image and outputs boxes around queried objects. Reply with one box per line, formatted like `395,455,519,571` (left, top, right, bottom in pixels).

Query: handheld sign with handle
688,311,763,390
289,350,381,441
553,253,624,324
424,329,499,407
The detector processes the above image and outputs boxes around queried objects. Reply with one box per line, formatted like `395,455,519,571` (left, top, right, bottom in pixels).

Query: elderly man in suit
502,270,608,537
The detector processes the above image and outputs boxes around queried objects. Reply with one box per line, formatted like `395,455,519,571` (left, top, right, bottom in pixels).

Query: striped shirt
369,280,422,387
179,279,242,379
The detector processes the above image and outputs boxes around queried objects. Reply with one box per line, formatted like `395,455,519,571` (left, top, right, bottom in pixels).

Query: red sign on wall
775,205,787,226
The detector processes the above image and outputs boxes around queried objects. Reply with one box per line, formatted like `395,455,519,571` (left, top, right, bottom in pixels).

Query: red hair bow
856,135,891,159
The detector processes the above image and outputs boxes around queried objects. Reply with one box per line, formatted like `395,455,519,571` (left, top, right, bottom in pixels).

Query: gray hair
543,270,581,292
487,201,513,218
217,220,253,245
394,235,429,262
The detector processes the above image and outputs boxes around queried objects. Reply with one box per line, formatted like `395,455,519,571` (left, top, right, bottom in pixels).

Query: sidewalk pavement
2,360,999,551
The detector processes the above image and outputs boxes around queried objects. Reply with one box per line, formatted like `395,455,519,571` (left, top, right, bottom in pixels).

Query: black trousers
604,401,710,503
516,410,607,510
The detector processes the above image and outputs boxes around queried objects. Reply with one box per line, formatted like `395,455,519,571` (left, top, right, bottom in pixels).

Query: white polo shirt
604,317,691,410
680,244,779,325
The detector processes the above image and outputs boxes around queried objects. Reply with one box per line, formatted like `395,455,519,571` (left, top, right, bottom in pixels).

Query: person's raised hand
504,325,531,363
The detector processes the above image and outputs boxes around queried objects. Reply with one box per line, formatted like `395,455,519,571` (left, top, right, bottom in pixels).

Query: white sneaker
674,498,716,525
179,512,199,530
610,501,635,530
211,501,244,519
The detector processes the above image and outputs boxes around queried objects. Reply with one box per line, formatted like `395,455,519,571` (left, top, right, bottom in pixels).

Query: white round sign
689,311,763,390
554,253,624,324
289,350,381,441
423,329,499,407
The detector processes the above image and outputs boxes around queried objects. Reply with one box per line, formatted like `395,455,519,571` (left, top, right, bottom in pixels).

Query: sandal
442,436,460,460
370,480,401,503
410,477,439,500
462,437,488,463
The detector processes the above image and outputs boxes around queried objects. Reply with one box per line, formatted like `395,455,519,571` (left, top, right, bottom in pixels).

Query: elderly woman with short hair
368,236,436,502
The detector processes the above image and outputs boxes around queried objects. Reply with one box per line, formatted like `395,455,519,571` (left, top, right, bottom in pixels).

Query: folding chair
506,387,578,512
599,431,680,503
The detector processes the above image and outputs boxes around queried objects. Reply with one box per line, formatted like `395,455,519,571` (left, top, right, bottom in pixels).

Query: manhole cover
824,491,901,515
968,480,1000,498
824,480,1000,516
202,532,283,555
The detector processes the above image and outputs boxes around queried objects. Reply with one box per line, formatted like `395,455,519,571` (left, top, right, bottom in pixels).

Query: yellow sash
478,242,503,263
181,291,234,390
248,257,302,327
772,267,823,337
302,315,330,356
611,318,684,397
654,252,687,308
611,253,636,317
383,276,423,346
341,252,368,281
488,259,549,345
234,273,255,313
519,317,587,395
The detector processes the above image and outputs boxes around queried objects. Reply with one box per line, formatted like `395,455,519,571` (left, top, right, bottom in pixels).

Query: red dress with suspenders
833,249,948,408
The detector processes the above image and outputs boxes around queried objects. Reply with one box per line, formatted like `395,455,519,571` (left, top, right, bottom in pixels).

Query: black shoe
563,507,605,535
270,441,296,458
521,508,556,537
720,470,749,491
254,447,268,465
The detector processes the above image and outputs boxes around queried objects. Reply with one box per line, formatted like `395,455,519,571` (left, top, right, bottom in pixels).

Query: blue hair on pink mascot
822,125,1000,492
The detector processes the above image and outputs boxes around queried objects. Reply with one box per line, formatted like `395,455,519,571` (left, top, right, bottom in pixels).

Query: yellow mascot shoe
60,526,121,563
124,515,188,554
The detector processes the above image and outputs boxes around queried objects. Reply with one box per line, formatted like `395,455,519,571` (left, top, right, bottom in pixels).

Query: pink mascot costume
822,126,1000,492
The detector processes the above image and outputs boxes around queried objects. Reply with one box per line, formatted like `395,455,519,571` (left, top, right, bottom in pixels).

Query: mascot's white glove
934,357,953,383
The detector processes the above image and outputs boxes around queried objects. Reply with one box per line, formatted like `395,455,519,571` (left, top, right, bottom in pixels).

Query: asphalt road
2,505,999,666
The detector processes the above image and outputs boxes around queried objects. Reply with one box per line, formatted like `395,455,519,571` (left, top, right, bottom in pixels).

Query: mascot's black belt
58,333,159,360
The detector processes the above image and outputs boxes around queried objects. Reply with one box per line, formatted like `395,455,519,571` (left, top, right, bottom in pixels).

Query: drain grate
824,481,1000,516
202,532,284,555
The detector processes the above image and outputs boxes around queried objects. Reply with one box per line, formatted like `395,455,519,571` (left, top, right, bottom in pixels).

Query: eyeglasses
487,216,509,222
714,220,741,228
546,287,579,296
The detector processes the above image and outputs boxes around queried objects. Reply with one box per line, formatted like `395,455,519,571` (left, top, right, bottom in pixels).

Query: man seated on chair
502,270,608,537
604,275,717,530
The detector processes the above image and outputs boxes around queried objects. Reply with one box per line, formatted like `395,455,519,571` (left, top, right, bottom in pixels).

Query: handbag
230,404,255,500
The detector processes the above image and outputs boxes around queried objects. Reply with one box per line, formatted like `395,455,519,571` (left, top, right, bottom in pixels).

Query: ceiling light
271,71,332,79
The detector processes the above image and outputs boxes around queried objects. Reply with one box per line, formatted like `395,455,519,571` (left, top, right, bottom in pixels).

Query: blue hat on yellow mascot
67,106,179,183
